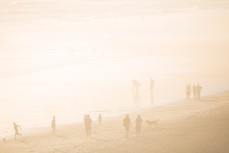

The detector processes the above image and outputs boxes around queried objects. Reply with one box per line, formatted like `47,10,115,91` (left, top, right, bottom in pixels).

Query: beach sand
0,91,229,153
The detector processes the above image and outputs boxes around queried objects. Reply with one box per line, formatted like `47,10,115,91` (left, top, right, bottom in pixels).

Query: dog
145,119,159,126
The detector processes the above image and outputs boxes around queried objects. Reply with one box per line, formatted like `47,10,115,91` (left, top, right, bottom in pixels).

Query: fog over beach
0,0,229,152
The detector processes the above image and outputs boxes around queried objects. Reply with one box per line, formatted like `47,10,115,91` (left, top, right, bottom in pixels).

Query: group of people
132,78,155,104
8,114,99,141
123,114,143,138
82,113,143,138
186,83,202,100
84,114,93,137
5,82,203,141
4,79,202,140
51,113,143,139
7,113,151,142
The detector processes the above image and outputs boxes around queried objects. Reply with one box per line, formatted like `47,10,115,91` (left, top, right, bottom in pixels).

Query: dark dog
145,119,159,126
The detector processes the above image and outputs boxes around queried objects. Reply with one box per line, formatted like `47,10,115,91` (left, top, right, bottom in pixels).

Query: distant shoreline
1,90,229,153
1,89,229,140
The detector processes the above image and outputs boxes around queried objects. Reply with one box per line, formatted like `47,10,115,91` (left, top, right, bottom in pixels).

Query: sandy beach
1,91,229,153
0,0,229,153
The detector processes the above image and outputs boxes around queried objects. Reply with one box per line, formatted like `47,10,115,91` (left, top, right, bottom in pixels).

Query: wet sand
1,91,229,153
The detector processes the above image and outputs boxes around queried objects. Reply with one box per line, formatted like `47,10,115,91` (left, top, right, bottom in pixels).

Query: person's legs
126,126,130,138
15,130,18,140
85,126,89,137
86,129,89,137
136,126,139,136
51,128,55,134
88,130,91,137
198,93,200,99
125,127,128,138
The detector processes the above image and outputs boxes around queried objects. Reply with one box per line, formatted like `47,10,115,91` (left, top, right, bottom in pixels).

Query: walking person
13,122,22,140
186,83,191,100
192,84,197,99
84,115,88,136
135,115,143,137
132,79,141,103
98,114,102,126
196,83,202,99
150,78,154,104
87,115,92,137
51,116,56,134
84,115,92,137
123,114,132,138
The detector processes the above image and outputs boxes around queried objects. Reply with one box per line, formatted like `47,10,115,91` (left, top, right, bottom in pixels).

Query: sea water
0,55,229,138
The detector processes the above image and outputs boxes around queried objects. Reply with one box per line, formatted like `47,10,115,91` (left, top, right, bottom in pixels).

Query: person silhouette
150,78,154,104
13,122,22,140
51,116,56,134
84,115,92,137
196,83,202,99
84,115,88,136
192,84,197,99
123,114,132,138
150,78,154,92
132,80,141,103
186,83,191,100
135,115,143,137
98,114,102,126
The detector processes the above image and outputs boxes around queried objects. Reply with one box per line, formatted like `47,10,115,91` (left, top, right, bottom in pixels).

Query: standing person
186,83,191,100
150,78,154,104
84,115,88,136
13,122,22,140
84,115,92,137
192,84,197,99
51,116,56,134
150,78,154,93
196,83,202,99
132,80,141,103
87,115,92,137
123,114,132,138
135,115,143,137
98,114,102,126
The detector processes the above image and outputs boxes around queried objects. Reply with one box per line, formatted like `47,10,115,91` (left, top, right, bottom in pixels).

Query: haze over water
0,0,229,137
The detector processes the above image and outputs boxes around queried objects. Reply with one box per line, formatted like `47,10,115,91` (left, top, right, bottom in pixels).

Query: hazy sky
0,0,229,76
